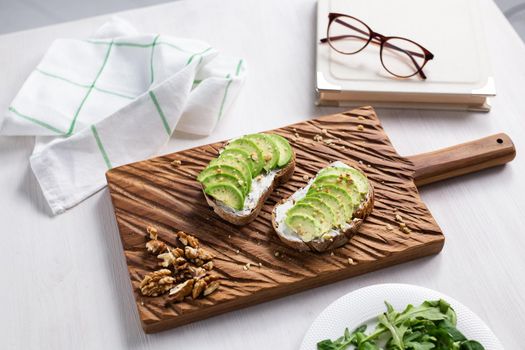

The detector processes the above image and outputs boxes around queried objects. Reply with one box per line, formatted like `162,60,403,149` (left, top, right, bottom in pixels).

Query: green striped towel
0,17,246,215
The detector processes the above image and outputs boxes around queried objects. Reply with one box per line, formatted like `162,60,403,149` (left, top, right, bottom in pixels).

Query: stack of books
316,0,495,111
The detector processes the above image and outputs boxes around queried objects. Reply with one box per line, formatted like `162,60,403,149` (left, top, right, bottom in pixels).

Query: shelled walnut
140,269,175,297
146,239,165,254
139,227,221,302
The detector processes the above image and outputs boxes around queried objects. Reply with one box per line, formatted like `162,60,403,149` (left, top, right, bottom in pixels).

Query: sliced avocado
245,134,279,171
197,164,249,194
310,175,360,209
285,203,331,234
307,184,354,220
267,134,293,167
219,148,255,177
210,155,252,192
297,197,336,229
201,173,244,195
204,183,244,210
306,192,346,226
226,138,264,175
319,166,369,197
285,214,322,242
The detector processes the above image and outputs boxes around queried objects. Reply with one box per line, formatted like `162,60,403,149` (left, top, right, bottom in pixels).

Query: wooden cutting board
106,106,515,333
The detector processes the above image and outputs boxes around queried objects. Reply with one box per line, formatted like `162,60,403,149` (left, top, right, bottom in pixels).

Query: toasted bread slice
271,161,374,252
204,152,295,226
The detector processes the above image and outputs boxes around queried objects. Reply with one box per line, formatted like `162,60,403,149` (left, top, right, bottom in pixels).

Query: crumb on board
357,116,365,120
348,258,354,265
357,125,364,131
171,159,182,166
401,226,412,234
274,251,280,257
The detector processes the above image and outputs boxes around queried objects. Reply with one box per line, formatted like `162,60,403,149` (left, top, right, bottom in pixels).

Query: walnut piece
140,269,175,297
197,248,214,261
177,231,191,246
168,279,194,302
203,281,220,296
186,235,200,249
173,257,188,272
172,247,184,258
202,261,214,271
185,246,199,259
203,275,219,283
146,239,166,255
192,279,207,299
147,226,158,240
188,266,207,280
157,250,176,268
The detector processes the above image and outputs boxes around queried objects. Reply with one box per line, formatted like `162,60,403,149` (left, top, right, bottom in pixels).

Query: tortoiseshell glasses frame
320,13,434,79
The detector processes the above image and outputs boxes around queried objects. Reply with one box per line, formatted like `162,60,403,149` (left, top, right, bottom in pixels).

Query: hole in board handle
497,138,503,144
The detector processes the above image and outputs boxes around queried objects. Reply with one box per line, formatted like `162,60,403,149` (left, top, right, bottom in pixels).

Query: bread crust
203,152,296,226
271,160,374,252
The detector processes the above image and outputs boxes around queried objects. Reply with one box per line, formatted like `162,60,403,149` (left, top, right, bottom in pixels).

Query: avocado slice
267,134,293,168
310,175,361,209
297,197,336,229
245,134,279,171
319,166,369,197
285,214,322,241
210,155,252,192
226,138,264,175
306,192,346,227
285,203,331,234
219,148,255,177
201,173,245,195
307,184,354,220
204,183,245,210
197,164,249,194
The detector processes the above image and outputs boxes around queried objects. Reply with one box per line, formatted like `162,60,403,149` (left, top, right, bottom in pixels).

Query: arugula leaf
317,327,355,350
459,340,485,350
438,320,466,341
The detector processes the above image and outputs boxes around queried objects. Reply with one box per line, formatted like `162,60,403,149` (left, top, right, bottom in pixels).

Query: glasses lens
381,38,426,78
328,16,371,54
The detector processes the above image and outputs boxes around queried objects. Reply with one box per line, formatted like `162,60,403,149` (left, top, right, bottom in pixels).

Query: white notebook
316,0,495,111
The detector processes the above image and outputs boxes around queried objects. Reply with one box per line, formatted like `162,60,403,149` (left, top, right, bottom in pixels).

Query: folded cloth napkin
0,18,246,215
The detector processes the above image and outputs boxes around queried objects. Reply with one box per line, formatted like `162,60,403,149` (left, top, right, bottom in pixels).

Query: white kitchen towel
0,18,246,215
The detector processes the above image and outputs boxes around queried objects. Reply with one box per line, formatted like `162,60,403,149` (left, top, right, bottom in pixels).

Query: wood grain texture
408,133,516,186
106,106,445,333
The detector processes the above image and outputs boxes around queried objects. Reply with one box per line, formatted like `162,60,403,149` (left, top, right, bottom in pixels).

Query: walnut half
140,269,175,297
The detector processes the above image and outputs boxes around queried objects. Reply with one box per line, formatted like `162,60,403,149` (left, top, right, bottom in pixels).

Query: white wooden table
1,0,524,348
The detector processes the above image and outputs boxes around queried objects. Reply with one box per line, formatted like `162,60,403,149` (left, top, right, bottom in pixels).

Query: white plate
300,283,503,350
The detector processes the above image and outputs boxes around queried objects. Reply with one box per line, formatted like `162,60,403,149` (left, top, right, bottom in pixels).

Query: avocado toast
197,133,295,225
272,161,374,252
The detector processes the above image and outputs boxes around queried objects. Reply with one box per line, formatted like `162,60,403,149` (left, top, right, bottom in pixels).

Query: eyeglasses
320,13,434,79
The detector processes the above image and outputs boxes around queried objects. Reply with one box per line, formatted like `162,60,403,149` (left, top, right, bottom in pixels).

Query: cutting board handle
407,133,516,186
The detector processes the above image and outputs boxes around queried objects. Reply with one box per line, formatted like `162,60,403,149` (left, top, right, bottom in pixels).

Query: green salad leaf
316,299,485,350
